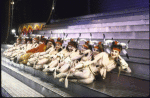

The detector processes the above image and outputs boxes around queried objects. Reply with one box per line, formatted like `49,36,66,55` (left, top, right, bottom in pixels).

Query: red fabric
114,41,118,45
113,47,120,52
26,43,46,53
94,46,99,49
82,44,89,49
55,42,62,46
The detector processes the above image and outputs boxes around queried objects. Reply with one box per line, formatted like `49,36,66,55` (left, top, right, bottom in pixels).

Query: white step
2,59,149,97
68,19,149,29
1,61,78,97
1,70,45,97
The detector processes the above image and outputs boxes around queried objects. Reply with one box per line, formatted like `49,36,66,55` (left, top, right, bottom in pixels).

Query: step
1,61,80,97
1,58,149,97
1,70,45,97
1,87,12,97
45,8,149,27
33,30,149,40
45,19,149,30
42,24,149,33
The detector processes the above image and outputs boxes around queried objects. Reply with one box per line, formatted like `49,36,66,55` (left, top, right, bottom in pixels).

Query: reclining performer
71,41,131,83
18,37,47,65
35,37,63,70
43,38,79,73
15,37,39,62
62,42,105,84
27,38,55,67
3,37,27,58
9,37,34,61
3,37,22,56
55,40,93,79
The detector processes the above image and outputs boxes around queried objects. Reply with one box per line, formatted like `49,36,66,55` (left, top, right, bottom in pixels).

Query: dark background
0,0,149,44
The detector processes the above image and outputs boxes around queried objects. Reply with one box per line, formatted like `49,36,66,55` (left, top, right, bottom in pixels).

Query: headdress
94,41,104,52
55,37,63,46
48,38,55,46
40,36,46,44
82,41,92,51
111,41,122,52
68,39,78,48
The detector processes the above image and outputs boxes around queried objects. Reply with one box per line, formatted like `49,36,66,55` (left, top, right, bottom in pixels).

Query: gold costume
18,53,33,64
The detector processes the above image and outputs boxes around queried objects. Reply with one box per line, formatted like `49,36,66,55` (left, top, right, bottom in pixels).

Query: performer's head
66,39,78,52
32,37,39,44
55,37,63,51
27,38,32,44
110,41,122,59
47,38,55,48
16,37,21,44
81,41,92,52
93,42,104,55
22,38,27,44
39,37,47,45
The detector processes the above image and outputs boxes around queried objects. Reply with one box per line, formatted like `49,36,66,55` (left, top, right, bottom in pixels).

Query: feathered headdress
68,39,78,48
55,37,63,46
94,41,104,52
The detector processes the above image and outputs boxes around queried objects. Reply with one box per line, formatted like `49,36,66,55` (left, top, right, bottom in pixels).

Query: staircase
1,55,149,97
1,7,149,97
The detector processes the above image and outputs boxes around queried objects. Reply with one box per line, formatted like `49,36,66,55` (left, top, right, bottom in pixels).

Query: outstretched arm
118,55,131,73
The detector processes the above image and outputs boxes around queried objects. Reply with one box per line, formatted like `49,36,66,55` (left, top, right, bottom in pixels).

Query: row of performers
3,36,131,88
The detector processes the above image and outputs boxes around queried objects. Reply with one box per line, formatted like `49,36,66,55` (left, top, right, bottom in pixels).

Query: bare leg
121,66,131,73
27,57,37,65
99,68,107,79
58,63,70,73
36,58,49,65
49,60,59,68
73,69,90,79
77,74,95,84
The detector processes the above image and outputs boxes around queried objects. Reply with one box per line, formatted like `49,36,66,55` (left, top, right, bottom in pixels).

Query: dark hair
58,48,62,52
88,45,93,51
111,45,122,53
16,37,22,43
98,44,104,52
22,38,27,44
56,38,63,45
27,38,32,43
47,39,56,47
91,54,94,61
40,38,47,44
66,45,69,52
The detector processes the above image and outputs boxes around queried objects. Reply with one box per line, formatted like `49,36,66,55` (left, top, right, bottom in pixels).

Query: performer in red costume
18,36,47,64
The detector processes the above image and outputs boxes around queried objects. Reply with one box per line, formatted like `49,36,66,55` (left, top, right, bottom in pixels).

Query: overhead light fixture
11,1,14,5
52,6,54,10
11,29,16,33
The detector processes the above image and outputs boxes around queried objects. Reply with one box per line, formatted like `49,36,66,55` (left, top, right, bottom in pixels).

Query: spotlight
52,6,54,10
11,29,16,33
11,1,14,5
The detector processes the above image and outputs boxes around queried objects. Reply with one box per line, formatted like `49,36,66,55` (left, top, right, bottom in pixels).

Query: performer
18,37,47,65
10,37,39,61
55,40,93,78
3,37,27,58
35,37,63,70
9,37,31,60
64,42,105,84
27,38,55,67
3,37,21,55
43,39,78,72
27,26,33,37
71,41,131,82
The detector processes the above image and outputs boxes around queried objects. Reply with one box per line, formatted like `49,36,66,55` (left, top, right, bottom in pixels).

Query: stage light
12,29,16,33
52,6,54,10
11,1,14,5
